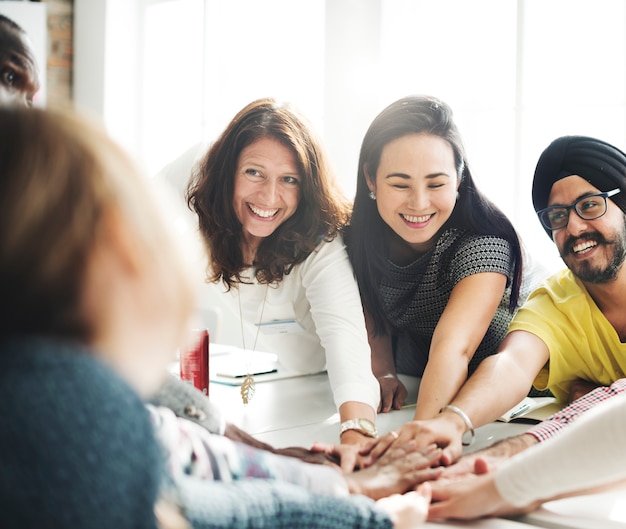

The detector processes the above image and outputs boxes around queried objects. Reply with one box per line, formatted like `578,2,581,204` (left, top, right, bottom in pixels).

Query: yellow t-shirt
508,269,626,402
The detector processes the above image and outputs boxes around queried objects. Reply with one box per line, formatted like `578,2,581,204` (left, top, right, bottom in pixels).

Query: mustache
562,231,611,254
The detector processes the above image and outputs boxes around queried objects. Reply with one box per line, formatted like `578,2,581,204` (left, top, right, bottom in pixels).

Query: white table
208,372,530,449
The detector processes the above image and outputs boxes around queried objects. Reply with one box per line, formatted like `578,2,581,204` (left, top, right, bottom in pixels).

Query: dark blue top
0,337,161,529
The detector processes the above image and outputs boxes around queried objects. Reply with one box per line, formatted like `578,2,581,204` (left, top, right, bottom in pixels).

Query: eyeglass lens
541,194,609,230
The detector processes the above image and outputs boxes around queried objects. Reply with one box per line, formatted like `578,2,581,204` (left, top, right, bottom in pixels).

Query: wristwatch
340,418,378,438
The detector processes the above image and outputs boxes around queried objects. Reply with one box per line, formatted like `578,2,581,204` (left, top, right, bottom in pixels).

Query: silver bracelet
441,404,475,446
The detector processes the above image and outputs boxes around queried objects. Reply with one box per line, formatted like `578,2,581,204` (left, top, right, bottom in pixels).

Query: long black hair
346,95,523,335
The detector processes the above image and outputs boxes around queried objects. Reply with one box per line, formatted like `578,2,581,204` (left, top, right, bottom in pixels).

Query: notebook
498,396,563,423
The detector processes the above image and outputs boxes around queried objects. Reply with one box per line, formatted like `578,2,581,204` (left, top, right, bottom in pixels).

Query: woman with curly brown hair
187,98,379,446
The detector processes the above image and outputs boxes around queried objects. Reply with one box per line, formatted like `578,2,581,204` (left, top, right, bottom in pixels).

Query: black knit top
381,228,537,376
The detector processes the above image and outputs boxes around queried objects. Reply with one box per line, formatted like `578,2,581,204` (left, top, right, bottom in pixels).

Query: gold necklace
237,283,269,405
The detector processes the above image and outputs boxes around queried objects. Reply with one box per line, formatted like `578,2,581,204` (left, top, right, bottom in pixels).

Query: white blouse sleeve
299,236,380,411
495,394,626,507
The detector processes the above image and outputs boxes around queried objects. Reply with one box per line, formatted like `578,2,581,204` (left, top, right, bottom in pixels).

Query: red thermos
180,329,210,395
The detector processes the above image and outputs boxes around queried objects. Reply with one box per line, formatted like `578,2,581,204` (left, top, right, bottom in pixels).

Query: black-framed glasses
537,188,621,231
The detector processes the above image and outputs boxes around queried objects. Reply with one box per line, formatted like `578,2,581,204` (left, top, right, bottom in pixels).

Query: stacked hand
358,415,465,469
344,443,442,499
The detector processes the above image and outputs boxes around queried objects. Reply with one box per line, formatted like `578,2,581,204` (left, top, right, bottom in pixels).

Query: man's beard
560,223,626,284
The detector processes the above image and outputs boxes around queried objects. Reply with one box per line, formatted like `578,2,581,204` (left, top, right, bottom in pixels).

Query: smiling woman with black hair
346,95,547,421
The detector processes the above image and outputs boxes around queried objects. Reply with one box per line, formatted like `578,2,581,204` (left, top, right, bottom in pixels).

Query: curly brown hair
187,98,351,289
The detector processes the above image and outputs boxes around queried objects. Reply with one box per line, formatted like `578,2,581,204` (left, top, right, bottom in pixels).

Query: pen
509,403,531,419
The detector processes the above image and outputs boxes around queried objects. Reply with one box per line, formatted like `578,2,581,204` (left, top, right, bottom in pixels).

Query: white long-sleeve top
495,394,626,507
217,236,380,412
155,147,379,412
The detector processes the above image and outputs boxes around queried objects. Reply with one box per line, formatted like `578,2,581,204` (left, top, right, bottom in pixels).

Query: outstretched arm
301,237,379,445
439,377,626,480
175,476,430,529
363,330,549,466
429,394,626,520
414,272,507,420
438,433,538,480
151,374,338,465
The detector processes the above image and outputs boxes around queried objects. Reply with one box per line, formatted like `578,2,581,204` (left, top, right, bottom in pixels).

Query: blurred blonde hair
0,106,200,341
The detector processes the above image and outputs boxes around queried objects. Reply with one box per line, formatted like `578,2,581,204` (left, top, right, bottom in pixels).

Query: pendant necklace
237,283,269,405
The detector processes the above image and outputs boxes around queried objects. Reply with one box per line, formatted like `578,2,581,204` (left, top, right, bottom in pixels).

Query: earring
456,191,460,200
369,191,376,200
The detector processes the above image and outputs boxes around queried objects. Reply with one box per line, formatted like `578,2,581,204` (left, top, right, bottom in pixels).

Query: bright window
137,0,626,272
141,0,325,177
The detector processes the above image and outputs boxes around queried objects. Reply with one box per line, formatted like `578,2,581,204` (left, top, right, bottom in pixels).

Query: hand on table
225,422,341,466
377,374,408,413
